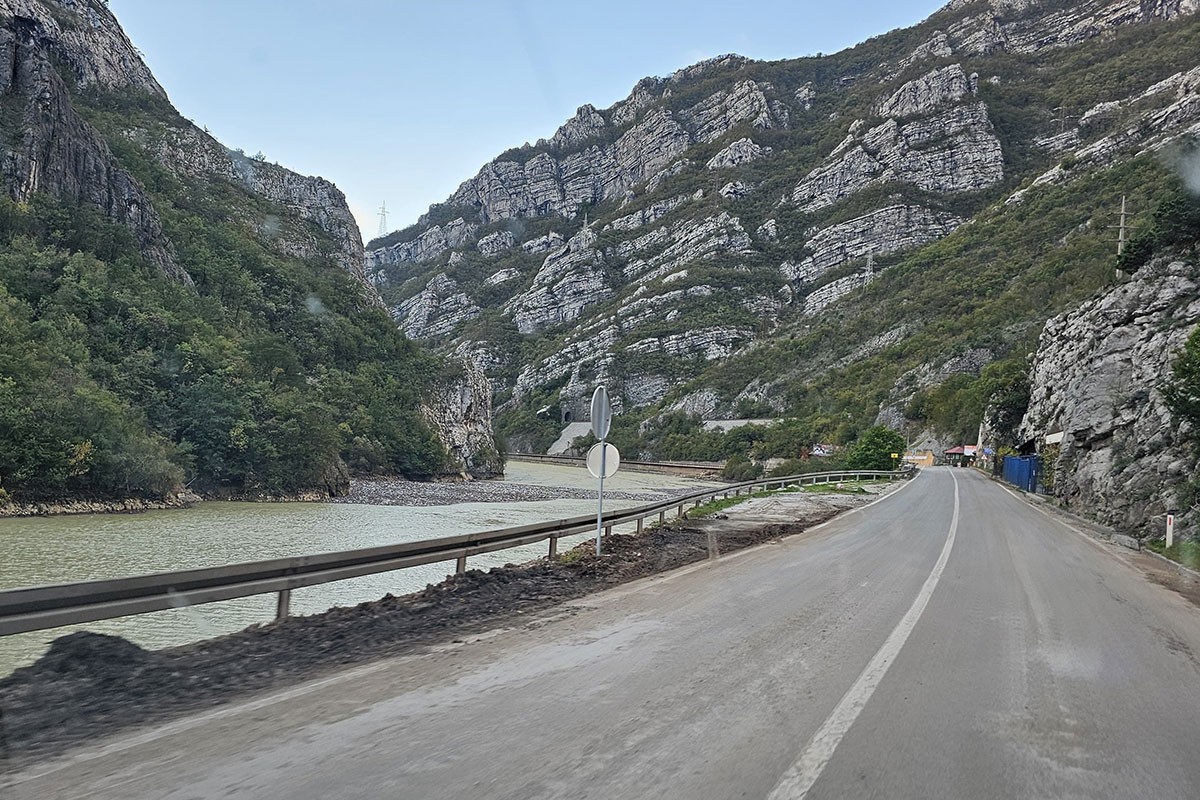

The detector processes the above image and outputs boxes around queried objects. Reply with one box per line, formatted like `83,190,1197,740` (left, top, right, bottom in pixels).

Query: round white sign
586,442,620,479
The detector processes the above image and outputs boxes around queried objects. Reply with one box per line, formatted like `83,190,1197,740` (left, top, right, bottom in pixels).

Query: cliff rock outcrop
0,0,370,285
0,8,183,280
421,360,504,479
1021,257,1200,537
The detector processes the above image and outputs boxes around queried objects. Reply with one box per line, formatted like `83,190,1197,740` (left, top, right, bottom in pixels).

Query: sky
107,0,947,243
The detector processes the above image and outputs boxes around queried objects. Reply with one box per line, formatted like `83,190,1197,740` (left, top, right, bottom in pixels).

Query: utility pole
1110,195,1131,280
377,202,388,238
1052,105,1073,134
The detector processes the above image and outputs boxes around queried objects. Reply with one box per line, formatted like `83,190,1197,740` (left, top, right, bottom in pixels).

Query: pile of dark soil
0,506,838,770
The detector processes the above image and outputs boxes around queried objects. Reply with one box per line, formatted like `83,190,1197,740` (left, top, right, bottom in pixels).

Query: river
0,463,714,677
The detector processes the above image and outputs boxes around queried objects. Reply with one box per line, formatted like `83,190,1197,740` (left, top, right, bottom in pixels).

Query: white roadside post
588,386,618,556
1167,508,1176,549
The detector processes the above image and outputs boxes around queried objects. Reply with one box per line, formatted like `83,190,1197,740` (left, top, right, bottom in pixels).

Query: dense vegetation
1165,326,1200,444
0,102,450,503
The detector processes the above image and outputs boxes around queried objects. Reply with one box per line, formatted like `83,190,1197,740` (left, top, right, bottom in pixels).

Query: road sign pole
589,385,615,557
596,441,606,556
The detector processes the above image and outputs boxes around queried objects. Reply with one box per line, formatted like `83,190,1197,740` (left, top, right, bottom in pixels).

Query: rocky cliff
421,359,504,479
0,0,366,285
1020,256,1199,538
366,0,1200,457
0,3,183,279
0,0,501,493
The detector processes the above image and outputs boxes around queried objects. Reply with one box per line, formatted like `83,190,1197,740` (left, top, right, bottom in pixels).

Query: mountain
367,1,1199,481
0,0,500,507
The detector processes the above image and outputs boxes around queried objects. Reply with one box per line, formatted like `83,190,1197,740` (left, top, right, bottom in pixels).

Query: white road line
767,469,960,800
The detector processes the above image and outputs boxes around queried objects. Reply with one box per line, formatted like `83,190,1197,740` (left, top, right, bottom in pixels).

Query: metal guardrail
0,470,908,637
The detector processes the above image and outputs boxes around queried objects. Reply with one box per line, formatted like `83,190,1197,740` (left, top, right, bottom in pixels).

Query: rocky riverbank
334,476,694,506
0,492,201,518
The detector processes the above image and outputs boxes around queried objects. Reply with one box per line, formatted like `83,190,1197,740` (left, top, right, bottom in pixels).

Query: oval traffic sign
590,385,612,440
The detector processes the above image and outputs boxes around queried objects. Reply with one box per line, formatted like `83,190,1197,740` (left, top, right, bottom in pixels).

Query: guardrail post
659,510,666,524
605,524,613,538
549,536,558,559
677,504,684,518
636,517,644,534
275,588,291,622
456,555,467,574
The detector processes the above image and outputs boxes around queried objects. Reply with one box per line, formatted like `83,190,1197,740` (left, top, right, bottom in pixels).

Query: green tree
1164,326,1200,440
845,426,906,471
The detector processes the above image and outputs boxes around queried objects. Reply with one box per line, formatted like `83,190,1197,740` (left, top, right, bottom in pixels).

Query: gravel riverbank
334,476,694,506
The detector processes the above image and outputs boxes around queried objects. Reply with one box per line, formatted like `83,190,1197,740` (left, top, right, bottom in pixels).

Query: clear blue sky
108,1,946,242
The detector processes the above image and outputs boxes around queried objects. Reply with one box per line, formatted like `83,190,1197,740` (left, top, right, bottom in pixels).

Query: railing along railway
0,470,909,637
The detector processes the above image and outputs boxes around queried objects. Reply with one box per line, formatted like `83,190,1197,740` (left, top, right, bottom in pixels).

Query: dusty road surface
8,468,1200,799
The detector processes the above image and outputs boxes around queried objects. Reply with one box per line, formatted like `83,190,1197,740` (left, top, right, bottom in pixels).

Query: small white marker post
1167,509,1176,549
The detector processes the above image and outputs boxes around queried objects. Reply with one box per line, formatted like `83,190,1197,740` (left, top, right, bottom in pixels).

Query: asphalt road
9,468,1200,799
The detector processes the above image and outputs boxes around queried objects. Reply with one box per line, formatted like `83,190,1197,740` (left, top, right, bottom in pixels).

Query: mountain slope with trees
368,0,1199,469
0,0,499,507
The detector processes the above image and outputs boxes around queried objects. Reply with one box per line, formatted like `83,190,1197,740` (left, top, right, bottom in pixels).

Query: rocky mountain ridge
0,0,366,286
369,0,1200,460
0,0,500,492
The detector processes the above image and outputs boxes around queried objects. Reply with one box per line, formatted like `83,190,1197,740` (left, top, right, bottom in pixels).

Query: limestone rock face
891,31,954,76
706,137,771,169
874,64,976,118
476,229,516,255
792,103,1004,211
626,326,754,361
1020,257,1200,537
420,359,503,479
0,1,370,287
446,108,691,225
606,192,698,232
798,205,964,276
948,0,1198,56
616,212,752,285
1006,65,1200,204
506,228,611,334
0,10,183,280
802,271,876,317
137,127,366,280
394,273,481,340
0,0,164,93
681,80,788,143
367,218,477,271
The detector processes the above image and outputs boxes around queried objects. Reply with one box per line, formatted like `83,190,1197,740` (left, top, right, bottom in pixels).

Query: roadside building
943,444,978,467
